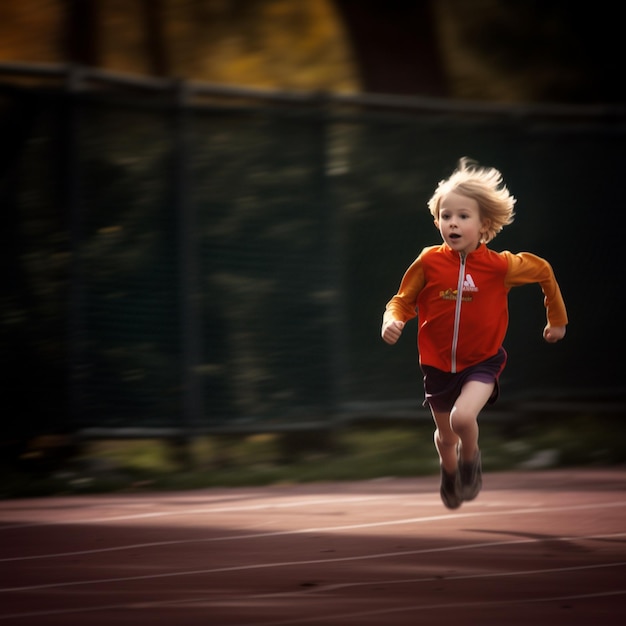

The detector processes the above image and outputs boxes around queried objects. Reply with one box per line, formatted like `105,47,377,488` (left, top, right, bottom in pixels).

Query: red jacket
383,243,568,372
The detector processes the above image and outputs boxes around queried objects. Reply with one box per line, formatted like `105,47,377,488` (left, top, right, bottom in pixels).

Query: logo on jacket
463,274,478,292
439,274,478,302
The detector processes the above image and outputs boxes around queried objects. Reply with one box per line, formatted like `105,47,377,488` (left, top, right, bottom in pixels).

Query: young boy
381,158,568,509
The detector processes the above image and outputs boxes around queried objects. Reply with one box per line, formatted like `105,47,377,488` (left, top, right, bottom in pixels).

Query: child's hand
543,324,566,343
382,320,405,345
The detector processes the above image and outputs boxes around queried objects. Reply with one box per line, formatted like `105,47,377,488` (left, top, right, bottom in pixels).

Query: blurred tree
334,0,448,96
436,0,623,104
0,0,623,102
64,0,100,66
139,0,169,76
98,0,358,91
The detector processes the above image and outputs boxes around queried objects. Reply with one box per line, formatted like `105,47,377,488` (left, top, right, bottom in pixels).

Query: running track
1,469,625,625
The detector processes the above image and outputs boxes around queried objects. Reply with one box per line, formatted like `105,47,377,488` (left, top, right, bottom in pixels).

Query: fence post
312,94,347,424
173,79,202,462
66,65,86,435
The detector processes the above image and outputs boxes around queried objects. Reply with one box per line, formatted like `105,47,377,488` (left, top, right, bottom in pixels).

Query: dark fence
2,63,625,442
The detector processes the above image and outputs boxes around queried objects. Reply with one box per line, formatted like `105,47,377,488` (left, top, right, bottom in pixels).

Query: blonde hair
427,157,516,242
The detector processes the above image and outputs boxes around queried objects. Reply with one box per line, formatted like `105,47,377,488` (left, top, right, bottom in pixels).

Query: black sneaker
439,466,462,509
459,450,482,501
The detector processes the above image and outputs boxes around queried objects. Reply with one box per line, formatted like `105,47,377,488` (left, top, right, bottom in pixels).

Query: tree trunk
334,0,448,96
140,0,170,77
63,0,100,66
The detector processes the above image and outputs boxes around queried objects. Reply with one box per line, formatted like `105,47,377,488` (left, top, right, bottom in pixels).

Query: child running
381,157,568,509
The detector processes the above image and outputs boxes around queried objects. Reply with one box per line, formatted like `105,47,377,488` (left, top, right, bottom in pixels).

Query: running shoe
439,466,462,509
459,450,482,501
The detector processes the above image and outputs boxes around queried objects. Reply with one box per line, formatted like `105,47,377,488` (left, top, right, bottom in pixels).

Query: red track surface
1,469,625,625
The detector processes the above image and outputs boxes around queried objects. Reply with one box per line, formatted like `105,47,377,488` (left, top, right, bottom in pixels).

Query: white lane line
1,531,625,593
240,589,626,626
1,501,624,563
0,495,409,529
0,565,624,622
253,559,626,596
1,489,623,530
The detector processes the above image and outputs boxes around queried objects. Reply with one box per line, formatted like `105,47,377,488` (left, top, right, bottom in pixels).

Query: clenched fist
381,319,405,345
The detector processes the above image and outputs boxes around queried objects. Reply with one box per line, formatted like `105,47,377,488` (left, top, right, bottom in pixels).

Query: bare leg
430,409,462,508
430,380,495,506
450,380,495,462
430,409,459,474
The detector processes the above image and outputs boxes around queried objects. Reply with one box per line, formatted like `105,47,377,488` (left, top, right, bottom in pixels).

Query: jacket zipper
450,251,466,373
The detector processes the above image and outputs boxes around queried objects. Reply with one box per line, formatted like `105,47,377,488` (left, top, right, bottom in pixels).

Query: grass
2,413,625,499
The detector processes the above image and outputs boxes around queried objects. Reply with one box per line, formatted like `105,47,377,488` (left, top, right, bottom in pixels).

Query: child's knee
434,429,458,449
450,409,478,435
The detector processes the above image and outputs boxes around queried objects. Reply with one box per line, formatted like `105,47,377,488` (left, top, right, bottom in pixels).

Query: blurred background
1,0,624,489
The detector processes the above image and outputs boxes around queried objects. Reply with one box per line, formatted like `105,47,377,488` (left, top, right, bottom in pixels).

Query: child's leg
450,380,495,462
430,409,459,473
431,409,463,508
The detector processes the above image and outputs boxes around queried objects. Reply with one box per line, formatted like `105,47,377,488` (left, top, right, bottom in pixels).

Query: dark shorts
421,347,507,413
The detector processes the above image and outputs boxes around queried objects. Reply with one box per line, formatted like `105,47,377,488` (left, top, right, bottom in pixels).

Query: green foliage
2,415,625,499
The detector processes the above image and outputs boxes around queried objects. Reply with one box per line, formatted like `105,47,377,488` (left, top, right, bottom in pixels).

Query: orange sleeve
383,254,426,326
503,251,568,326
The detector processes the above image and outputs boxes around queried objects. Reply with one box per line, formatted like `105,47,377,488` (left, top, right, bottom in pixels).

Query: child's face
435,191,489,255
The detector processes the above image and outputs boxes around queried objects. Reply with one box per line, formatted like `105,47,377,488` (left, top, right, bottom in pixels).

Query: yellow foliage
0,0,359,93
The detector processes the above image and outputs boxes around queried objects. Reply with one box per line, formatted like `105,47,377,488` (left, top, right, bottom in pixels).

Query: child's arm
504,251,568,342
381,256,426,344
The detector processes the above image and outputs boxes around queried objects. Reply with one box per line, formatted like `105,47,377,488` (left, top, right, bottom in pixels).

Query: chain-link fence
2,63,625,441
